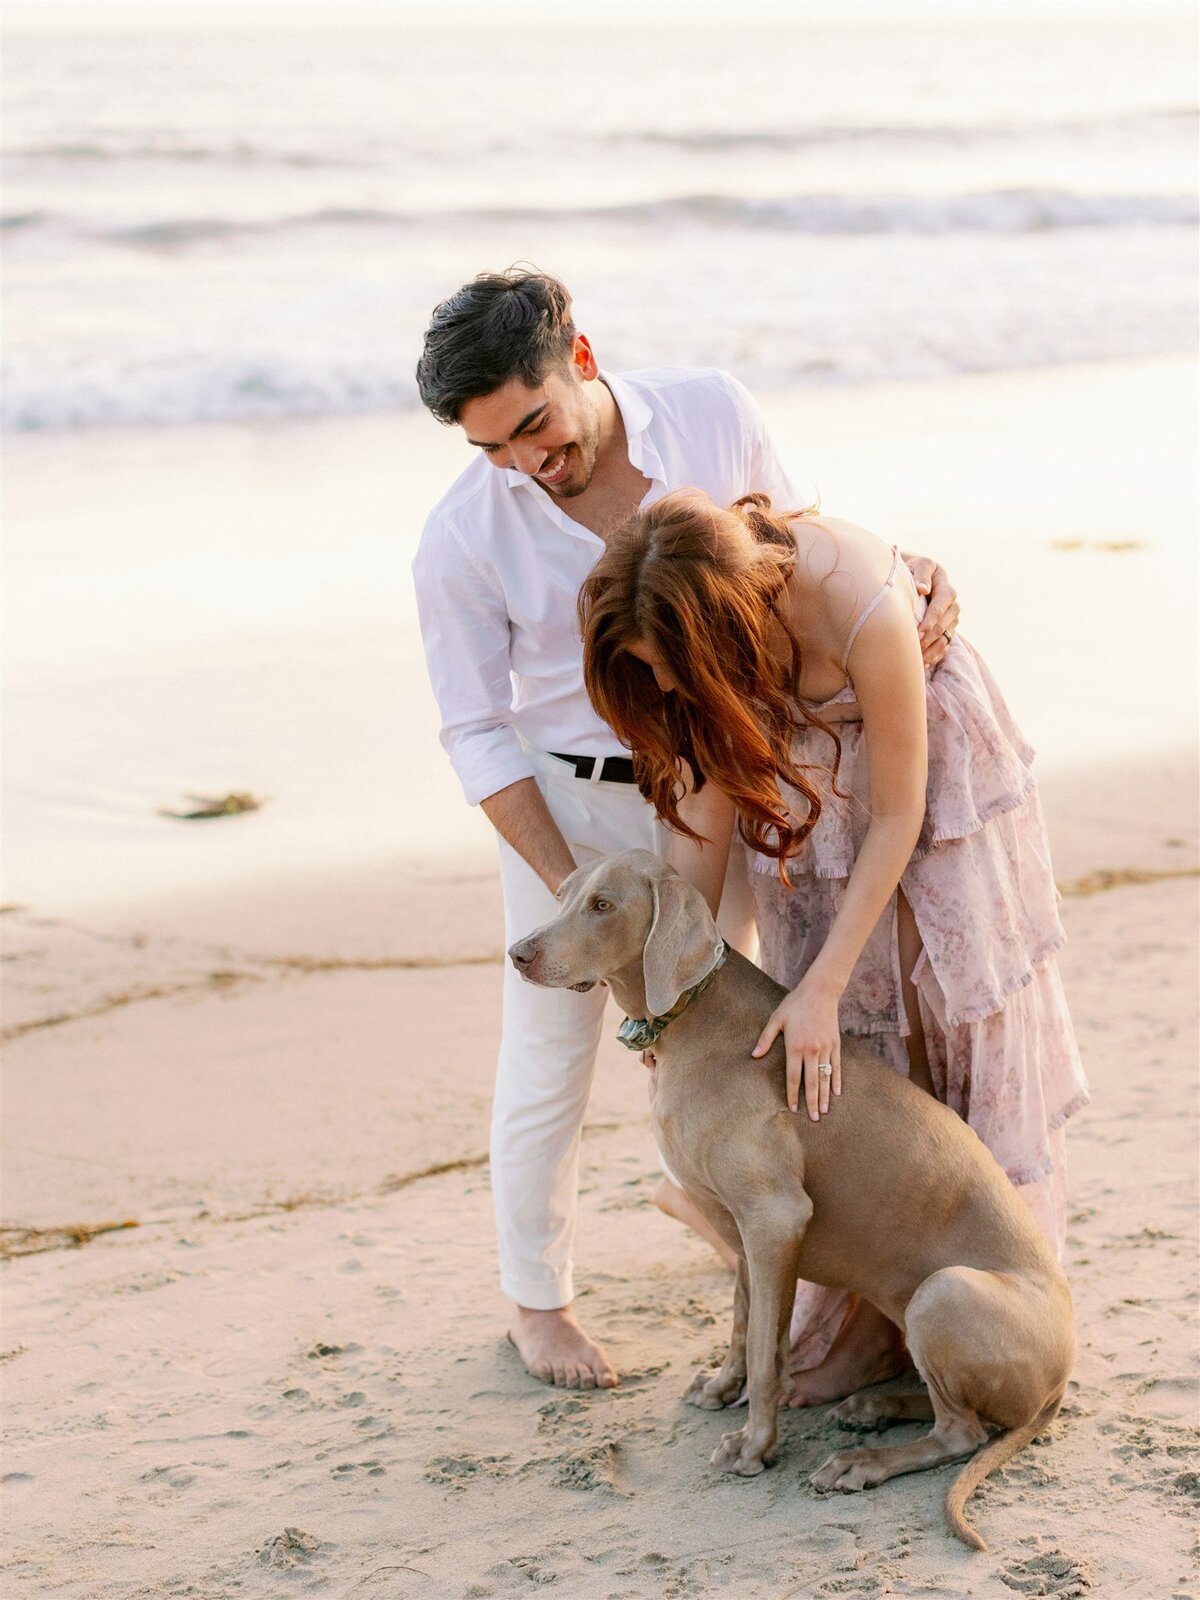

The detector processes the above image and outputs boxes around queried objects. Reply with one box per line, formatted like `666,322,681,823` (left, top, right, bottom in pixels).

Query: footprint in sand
820,1576,885,1597
424,1452,511,1489
544,1438,629,1497
139,1464,197,1493
330,1458,386,1479
536,1395,593,1438
1109,1407,1199,1517
485,1554,561,1589
607,1547,737,1592
816,1534,913,1595
353,1413,392,1436
305,1339,361,1361
1131,1373,1199,1424
1,1471,35,1508
256,1526,325,1569
999,1544,1092,1597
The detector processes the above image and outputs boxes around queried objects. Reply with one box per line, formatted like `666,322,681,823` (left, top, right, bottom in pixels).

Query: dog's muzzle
507,935,595,991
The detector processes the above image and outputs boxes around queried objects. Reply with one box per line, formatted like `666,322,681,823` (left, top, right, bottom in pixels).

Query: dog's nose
508,937,536,969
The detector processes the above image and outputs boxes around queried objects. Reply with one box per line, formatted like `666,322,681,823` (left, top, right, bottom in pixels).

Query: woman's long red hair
579,489,841,877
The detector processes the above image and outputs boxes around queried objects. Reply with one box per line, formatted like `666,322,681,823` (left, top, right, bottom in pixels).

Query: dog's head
508,849,722,1018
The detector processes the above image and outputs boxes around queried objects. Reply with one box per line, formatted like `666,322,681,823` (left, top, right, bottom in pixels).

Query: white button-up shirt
413,366,805,806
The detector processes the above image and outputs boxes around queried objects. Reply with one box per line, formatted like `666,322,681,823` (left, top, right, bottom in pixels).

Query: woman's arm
669,769,737,920
753,586,928,1118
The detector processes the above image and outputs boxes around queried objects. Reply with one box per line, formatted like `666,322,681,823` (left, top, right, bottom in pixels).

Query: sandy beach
3,358,1198,1598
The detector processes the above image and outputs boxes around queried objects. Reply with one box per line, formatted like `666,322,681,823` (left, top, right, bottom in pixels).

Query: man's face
458,347,603,499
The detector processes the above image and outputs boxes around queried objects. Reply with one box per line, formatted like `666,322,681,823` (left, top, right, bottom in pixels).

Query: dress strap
839,545,901,671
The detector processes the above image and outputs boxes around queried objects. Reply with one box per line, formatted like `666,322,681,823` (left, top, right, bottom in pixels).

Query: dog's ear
643,872,722,1019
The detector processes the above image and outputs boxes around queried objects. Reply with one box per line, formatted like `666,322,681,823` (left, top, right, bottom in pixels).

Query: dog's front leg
685,1253,749,1410
711,1198,810,1475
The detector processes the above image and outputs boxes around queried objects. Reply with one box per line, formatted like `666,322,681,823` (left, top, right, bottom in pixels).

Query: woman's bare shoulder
787,513,900,627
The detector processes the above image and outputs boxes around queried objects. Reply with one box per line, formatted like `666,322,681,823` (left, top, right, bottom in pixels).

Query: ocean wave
6,189,1195,251
5,318,1192,434
7,139,357,169
7,107,1194,168
585,190,1200,234
611,106,1198,154
104,207,398,249
2,357,421,433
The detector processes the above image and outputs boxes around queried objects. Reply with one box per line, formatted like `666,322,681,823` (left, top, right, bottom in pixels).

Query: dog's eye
590,898,612,914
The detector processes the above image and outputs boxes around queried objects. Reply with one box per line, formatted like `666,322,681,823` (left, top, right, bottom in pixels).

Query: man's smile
536,447,571,488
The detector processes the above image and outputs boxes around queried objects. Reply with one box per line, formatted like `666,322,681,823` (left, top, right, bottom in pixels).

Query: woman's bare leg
787,1297,907,1406
897,889,935,1094
655,1177,739,1271
787,892,934,1405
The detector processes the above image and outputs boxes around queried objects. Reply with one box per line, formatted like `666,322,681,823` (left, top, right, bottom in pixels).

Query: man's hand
903,555,960,669
481,776,577,894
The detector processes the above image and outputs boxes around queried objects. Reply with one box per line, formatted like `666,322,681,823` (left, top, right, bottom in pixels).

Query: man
413,268,957,1391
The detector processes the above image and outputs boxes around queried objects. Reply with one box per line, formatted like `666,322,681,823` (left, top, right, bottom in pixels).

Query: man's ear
572,333,599,380
642,871,722,1019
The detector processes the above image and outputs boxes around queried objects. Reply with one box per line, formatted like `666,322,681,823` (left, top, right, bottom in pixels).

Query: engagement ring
817,1062,833,1077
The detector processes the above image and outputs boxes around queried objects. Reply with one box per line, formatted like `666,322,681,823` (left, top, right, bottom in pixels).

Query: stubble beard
552,402,603,499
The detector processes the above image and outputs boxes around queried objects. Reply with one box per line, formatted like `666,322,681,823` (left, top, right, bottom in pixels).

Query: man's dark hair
416,267,577,426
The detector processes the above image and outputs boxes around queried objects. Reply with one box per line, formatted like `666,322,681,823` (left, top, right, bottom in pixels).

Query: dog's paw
684,1368,744,1410
810,1446,887,1493
710,1425,775,1476
831,1393,888,1431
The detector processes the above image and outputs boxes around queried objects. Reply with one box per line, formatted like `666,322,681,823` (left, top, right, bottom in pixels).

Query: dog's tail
944,1393,1064,1552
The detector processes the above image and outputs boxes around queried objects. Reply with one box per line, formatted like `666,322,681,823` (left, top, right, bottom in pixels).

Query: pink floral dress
749,549,1090,1367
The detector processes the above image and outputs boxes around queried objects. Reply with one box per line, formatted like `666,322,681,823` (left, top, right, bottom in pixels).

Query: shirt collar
602,370,652,447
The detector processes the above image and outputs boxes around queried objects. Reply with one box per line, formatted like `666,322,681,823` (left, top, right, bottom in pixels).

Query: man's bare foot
654,1177,739,1271
509,1304,617,1390
786,1297,909,1408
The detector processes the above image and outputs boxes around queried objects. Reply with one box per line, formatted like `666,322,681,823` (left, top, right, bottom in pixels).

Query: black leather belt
550,751,637,784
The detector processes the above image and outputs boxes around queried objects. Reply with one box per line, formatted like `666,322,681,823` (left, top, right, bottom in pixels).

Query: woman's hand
751,974,843,1120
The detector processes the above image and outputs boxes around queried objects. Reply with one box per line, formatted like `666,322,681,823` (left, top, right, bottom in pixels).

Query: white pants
492,744,754,1309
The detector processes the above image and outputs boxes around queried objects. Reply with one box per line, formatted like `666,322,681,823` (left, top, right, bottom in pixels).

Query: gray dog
509,849,1075,1551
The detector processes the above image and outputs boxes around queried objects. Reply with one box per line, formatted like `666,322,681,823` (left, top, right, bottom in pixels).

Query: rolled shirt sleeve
413,513,536,807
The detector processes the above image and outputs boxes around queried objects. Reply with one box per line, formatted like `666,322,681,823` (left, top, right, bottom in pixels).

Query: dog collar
616,942,728,1051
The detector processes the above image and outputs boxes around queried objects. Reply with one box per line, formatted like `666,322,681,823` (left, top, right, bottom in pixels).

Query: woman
579,490,1089,1405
